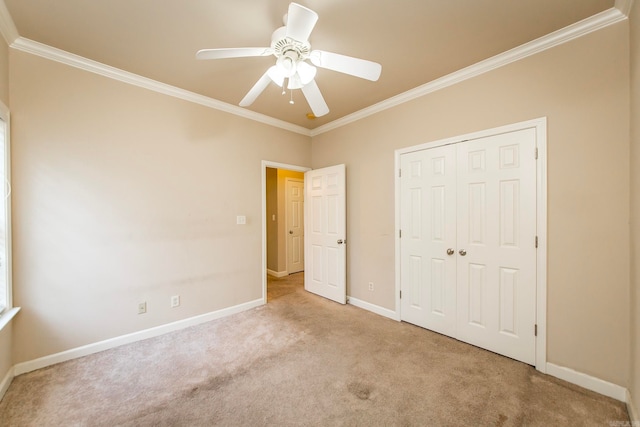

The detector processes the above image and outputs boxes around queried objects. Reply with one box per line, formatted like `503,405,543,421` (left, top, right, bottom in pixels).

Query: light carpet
0,273,629,426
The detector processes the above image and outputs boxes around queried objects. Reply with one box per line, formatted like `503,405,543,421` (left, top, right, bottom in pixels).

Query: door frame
394,117,547,372
261,161,311,304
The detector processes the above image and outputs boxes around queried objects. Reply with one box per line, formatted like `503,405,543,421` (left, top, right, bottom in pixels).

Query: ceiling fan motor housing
271,26,311,62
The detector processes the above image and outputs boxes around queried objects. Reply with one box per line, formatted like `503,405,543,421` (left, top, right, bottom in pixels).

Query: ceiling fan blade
285,3,318,42
309,50,382,81
239,69,273,107
301,80,329,117
196,47,272,60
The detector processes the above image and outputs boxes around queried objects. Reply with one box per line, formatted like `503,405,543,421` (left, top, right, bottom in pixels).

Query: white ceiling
2,0,618,130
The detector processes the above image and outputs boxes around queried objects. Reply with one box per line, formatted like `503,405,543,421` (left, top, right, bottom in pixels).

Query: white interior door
400,145,457,336
399,128,537,365
455,129,537,365
304,164,346,304
286,178,304,274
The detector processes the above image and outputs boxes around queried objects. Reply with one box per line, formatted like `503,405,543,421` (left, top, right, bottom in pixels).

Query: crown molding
0,0,18,45
2,3,629,138
10,37,312,137
310,7,627,136
615,0,634,16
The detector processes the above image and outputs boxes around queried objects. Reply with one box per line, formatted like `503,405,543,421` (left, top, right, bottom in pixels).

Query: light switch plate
236,215,246,225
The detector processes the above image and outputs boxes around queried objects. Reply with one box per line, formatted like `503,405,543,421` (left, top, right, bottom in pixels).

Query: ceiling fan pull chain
290,90,295,105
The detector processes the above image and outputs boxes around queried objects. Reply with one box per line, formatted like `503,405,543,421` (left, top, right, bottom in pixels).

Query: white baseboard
347,296,400,321
266,269,288,278
0,365,14,401
628,389,639,424
14,298,264,376
545,362,626,402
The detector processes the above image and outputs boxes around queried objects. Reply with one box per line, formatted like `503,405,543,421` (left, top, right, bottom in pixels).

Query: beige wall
0,325,11,382
0,286,10,388
313,23,630,385
0,38,8,107
9,49,311,363
266,167,278,272
0,34,11,390
629,0,640,419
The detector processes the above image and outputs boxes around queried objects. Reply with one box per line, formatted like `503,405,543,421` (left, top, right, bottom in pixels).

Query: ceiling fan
196,2,382,117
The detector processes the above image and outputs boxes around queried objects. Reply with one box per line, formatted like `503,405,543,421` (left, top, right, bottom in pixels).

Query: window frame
0,100,12,318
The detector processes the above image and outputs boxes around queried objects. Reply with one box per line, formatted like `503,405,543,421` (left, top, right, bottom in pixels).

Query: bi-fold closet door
400,128,537,365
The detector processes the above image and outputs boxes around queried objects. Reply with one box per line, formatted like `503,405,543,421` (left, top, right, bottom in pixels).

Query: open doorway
261,161,310,304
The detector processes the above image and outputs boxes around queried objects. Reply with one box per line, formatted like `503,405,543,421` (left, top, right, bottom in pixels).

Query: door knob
289,230,293,234
447,248,455,256
459,249,467,256
337,239,345,245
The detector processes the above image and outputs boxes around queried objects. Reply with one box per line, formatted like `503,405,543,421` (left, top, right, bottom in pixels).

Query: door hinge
535,236,538,248
399,229,402,238
399,168,402,177
400,290,402,299
535,324,538,336
535,147,538,159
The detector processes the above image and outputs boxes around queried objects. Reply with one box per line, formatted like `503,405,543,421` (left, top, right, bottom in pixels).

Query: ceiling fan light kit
196,2,382,118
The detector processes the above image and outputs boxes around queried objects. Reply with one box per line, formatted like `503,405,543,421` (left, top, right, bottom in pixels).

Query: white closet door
400,145,457,337
455,129,537,365
399,127,538,365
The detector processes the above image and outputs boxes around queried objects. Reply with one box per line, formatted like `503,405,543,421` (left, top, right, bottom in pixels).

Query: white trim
0,102,13,326
615,0,634,16
534,119,548,374
627,389,640,424
13,298,263,375
394,151,402,321
394,117,548,372
0,365,14,402
310,8,626,137
546,362,627,402
347,296,400,321
10,37,312,137
266,269,288,278
0,306,18,331
261,161,311,304
0,0,18,45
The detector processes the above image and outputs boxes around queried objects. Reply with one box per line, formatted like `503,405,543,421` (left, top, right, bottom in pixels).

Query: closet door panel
400,146,457,337
456,129,537,365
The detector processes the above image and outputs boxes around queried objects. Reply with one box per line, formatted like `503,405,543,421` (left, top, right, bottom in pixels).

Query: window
0,109,10,315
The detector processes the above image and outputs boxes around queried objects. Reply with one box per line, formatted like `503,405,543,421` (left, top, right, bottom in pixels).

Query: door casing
394,117,547,372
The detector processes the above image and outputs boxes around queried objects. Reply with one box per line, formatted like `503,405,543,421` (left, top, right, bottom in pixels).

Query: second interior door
304,164,346,304
286,178,304,274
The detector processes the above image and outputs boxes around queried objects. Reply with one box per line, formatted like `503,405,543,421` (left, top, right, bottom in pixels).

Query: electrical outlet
368,282,374,291
138,302,147,314
171,295,180,308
